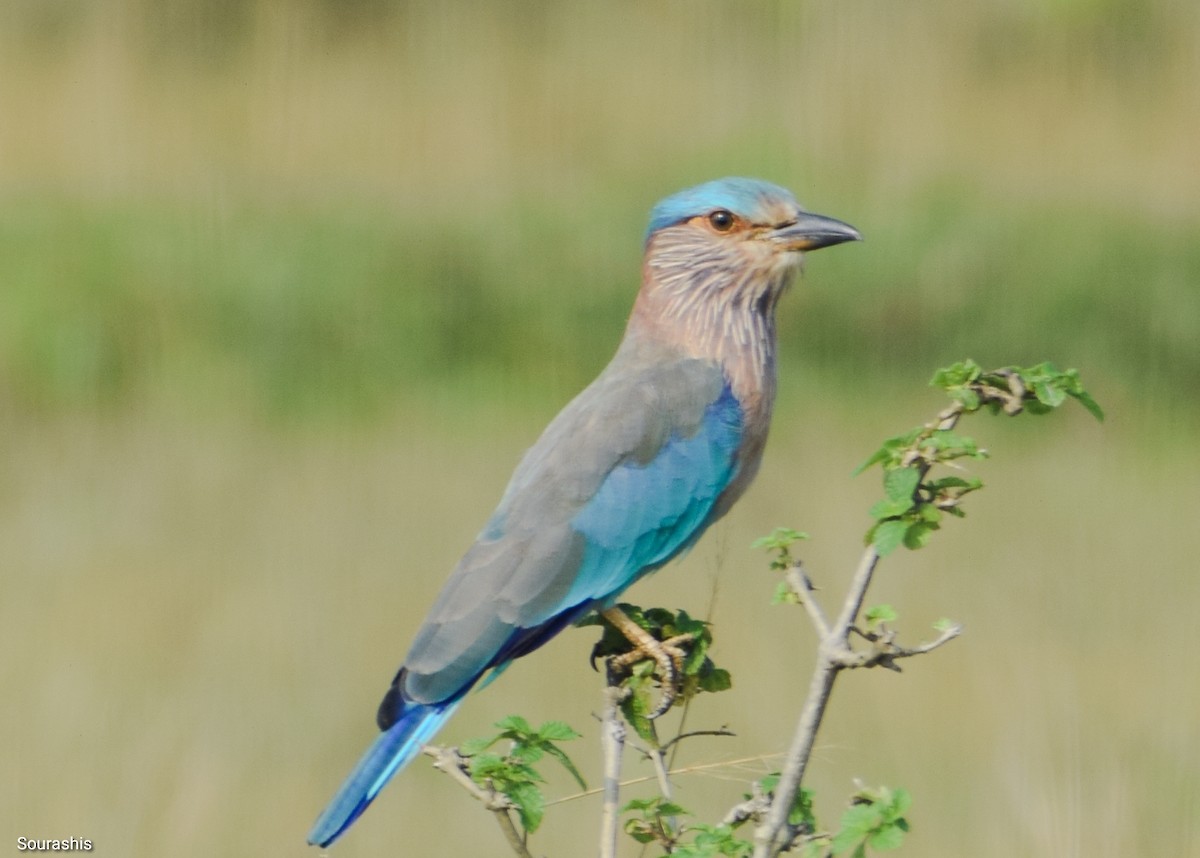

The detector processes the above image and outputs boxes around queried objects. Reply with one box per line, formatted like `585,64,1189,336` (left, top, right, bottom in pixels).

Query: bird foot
600,607,695,720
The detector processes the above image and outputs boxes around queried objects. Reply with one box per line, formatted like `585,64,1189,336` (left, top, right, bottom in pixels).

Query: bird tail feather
307,699,459,847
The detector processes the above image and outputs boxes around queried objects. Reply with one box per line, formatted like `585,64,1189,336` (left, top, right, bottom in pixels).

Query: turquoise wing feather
562,383,742,606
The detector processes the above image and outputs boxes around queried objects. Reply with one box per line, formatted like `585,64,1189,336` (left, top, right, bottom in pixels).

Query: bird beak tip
771,212,863,253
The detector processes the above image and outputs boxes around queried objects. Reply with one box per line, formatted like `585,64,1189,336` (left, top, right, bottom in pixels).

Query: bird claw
607,634,693,719
599,607,694,719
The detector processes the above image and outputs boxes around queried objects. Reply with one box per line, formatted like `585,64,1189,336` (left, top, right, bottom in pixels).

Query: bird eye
708,209,735,232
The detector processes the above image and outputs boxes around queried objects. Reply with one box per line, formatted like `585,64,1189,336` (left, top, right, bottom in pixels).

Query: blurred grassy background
1,1,1197,856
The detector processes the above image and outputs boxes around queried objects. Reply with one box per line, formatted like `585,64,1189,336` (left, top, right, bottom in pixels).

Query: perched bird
308,177,860,847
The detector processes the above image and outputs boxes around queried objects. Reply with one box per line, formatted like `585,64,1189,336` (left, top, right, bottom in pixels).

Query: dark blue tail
308,700,459,847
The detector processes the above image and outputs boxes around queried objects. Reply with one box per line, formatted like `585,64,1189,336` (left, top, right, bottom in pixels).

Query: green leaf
509,743,545,764
788,787,817,828
508,780,545,832
620,797,660,812
622,820,657,844
926,475,982,492
830,828,864,854
1032,379,1067,408
854,446,890,476
932,617,957,632
495,714,533,735
752,777,815,831
872,519,909,556
1070,388,1105,421
930,359,982,390
884,467,920,502
682,639,709,675
925,430,982,456
853,429,921,475
622,796,687,817
917,502,942,523
864,604,897,627
802,840,830,858
621,674,657,742
536,720,580,742
542,745,586,790
950,386,981,410
755,772,781,794
868,823,906,850
672,824,752,858
838,803,880,838
903,521,937,550
890,787,912,815
698,667,732,693
574,611,603,628
751,527,809,550
467,752,506,778
868,497,914,520
458,736,495,756
506,761,545,783
772,580,800,605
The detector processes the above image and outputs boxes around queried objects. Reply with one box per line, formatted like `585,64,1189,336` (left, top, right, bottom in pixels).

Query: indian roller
308,177,860,847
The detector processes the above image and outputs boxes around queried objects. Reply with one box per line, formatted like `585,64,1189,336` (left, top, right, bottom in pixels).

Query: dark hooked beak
769,211,862,252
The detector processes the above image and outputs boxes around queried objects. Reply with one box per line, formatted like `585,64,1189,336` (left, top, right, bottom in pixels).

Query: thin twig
599,684,629,858
637,727,737,839
422,746,507,809
786,561,830,639
645,743,681,841
845,621,963,671
544,752,785,809
828,545,883,648
721,780,771,827
493,808,535,858
659,728,736,755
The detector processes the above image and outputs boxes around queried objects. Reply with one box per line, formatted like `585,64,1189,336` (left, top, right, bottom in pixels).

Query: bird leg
600,606,694,720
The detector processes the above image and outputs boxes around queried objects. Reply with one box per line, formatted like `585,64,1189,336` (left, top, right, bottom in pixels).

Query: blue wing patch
563,383,743,605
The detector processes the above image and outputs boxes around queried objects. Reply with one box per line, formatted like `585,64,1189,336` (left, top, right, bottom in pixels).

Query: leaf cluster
460,715,584,833
621,775,909,858
827,785,911,857
755,776,909,858
860,360,1102,556
756,774,818,832
863,465,982,557
931,359,1103,420
623,797,752,857
751,528,811,604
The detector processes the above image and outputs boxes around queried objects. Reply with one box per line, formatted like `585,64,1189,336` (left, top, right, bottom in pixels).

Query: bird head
641,177,861,315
